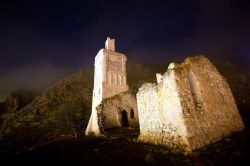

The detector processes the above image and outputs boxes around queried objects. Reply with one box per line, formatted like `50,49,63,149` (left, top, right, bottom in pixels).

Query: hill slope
0,59,249,152
0,63,159,150
0,69,94,150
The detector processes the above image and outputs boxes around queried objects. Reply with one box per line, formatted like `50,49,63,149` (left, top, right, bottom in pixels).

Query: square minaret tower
85,37,129,135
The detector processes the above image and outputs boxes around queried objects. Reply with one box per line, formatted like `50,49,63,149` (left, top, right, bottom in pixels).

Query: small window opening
130,109,134,119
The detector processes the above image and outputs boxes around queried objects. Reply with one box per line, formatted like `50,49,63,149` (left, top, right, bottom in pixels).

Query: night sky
0,0,250,92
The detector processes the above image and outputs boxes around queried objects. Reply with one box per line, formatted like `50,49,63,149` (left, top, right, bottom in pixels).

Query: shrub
41,98,91,138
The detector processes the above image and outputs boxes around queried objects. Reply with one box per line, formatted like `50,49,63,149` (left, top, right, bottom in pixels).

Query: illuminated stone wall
85,37,129,135
102,49,128,99
137,56,244,152
96,91,139,134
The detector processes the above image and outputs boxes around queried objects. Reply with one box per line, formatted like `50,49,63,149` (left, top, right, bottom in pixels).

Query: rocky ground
0,60,249,165
1,127,250,166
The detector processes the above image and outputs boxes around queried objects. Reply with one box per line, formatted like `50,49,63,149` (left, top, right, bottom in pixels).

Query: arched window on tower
121,75,124,85
113,73,117,85
118,75,121,85
109,72,112,84
123,75,126,85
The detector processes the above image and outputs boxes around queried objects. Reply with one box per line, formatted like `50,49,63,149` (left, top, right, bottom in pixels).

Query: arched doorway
121,110,129,127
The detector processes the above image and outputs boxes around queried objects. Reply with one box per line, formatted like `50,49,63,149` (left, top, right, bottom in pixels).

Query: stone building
136,56,244,152
86,37,244,152
85,37,139,135
96,91,139,134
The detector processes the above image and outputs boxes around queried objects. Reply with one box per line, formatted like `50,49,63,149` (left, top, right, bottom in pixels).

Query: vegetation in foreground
0,59,249,165
1,129,250,166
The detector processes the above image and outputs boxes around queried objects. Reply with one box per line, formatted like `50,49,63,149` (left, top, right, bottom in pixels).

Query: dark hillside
0,58,249,154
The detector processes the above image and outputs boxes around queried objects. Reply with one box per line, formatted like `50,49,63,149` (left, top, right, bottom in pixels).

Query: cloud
0,63,71,93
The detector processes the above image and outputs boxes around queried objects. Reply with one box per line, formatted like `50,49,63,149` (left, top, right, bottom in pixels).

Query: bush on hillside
41,98,91,138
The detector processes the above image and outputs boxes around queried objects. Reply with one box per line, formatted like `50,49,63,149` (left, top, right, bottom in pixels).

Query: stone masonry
136,56,244,152
96,91,139,134
85,37,138,135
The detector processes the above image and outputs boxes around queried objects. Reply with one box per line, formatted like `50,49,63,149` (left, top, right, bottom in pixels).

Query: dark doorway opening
121,110,129,127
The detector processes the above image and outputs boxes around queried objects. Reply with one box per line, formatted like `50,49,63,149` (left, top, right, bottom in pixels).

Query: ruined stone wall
137,71,189,151
96,91,139,134
137,55,244,152
175,56,244,150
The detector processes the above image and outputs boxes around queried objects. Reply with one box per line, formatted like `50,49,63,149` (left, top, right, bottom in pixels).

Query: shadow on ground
1,126,250,166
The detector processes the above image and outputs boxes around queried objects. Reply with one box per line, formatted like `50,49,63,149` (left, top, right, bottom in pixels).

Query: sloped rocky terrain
0,70,93,151
0,58,249,165
0,63,159,152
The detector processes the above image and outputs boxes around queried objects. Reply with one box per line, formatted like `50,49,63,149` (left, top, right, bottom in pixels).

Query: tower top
105,37,115,51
